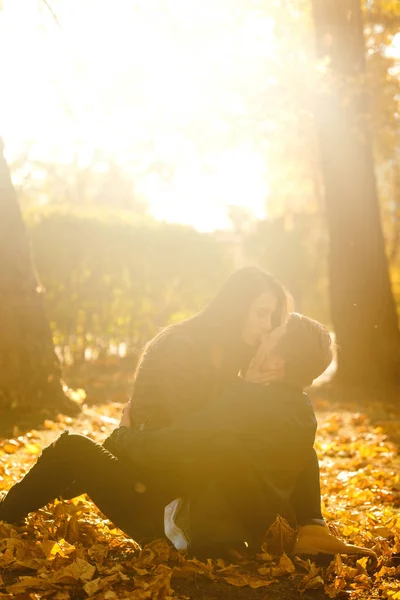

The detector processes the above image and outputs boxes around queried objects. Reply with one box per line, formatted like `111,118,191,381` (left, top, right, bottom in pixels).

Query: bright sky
0,0,277,231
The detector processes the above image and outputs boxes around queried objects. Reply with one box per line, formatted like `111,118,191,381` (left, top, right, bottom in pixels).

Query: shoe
293,524,377,558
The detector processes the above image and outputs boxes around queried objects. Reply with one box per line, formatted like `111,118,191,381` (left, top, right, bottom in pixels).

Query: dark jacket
118,381,315,474
129,331,223,431
110,381,317,544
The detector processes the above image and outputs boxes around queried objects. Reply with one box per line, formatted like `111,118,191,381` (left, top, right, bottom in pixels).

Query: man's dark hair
277,313,333,388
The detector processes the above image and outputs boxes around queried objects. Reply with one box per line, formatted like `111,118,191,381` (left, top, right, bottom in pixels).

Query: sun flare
0,0,277,230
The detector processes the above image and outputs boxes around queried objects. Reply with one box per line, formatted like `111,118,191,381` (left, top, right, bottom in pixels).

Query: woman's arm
129,333,214,431
103,334,213,454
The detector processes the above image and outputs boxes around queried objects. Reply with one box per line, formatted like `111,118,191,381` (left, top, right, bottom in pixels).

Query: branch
41,0,62,29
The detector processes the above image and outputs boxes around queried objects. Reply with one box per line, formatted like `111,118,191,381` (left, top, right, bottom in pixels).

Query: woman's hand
243,358,283,385
120,400,132,428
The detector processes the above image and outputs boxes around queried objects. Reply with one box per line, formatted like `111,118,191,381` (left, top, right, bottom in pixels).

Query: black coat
110,381,318,545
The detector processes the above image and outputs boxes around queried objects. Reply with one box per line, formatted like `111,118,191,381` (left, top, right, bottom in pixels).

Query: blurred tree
11,151,148,214
0,138,79,417
265,0,400,218
311,0,400,389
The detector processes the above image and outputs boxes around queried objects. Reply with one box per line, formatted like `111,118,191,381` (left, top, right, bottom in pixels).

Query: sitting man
104,312,375,557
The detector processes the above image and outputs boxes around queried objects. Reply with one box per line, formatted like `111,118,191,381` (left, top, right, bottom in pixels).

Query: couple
0,267,374,558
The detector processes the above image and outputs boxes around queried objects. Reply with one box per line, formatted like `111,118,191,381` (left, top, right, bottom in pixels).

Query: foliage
12,154,149,214
243,214,330,323
6,0,400,331
24,206,335,363
262,0,400,210
0,399,399,598
25,207,232,359
259,1,400,317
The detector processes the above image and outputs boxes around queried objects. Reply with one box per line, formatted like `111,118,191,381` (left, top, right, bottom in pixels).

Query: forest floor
1,359,400,599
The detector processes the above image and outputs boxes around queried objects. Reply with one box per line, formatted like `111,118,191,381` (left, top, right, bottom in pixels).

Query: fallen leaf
83,573,120,596
51,558,96,584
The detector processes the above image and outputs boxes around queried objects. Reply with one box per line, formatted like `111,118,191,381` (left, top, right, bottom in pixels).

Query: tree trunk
0,138,80,418
311,0,400,390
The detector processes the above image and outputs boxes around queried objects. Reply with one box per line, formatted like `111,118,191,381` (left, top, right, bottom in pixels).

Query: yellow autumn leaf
223,572,273,588
51,558,96,584
342,565,358,579
303,575,325,590
4,558,45,572
324,583,338,598
256,551,273,561
83,573,120,596
172,560,215,581
373,526,392,538
298,566,323,593
2,401,400,599
41,539,72,559
248,577,274,589
334,553,343,575
24,443,41,455
7,576,55,594
2,442,19,454
53,592,70,600
133,566,150,576
342,525,358,536
137,538,172,566
356,556,369,575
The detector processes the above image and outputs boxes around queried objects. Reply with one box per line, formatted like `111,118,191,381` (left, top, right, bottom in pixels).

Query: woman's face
242,291,279,347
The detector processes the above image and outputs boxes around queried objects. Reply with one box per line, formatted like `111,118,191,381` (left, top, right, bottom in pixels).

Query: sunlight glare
0,0,277,231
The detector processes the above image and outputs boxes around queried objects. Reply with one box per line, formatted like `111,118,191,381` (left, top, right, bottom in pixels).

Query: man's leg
290,449,325,526
0,431,173,543
186,433,290,551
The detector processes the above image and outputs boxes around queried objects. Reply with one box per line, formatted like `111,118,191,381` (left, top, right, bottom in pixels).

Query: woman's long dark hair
139,266,288,380
186,266,287,344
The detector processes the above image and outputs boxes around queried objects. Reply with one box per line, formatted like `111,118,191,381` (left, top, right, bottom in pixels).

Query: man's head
261,313,333,388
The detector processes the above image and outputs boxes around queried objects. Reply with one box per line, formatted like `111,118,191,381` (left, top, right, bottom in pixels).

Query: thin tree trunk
311,0,400,389
0,137,79,418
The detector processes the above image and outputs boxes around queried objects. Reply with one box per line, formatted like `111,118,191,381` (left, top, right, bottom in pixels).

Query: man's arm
107,381,316,473
107,383,242,470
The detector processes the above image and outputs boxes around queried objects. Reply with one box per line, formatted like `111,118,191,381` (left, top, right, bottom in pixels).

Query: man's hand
243,328,285,385
120,400,132,428
252,324,286,371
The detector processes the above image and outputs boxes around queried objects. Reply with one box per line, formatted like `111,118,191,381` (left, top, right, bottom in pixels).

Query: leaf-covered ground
1,395,400,600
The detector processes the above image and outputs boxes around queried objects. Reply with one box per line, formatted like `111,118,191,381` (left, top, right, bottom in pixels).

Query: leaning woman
0,267,334,555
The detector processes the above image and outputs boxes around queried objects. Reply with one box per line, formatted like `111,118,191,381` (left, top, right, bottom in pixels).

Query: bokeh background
1,0,399,380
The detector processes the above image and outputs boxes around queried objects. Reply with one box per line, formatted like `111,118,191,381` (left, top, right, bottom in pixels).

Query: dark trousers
291,450,324,526
0,432,176,543
0,431,276,548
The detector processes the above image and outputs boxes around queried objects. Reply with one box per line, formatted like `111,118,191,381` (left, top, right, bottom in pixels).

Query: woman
0,267,325,553
124,265,288,433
